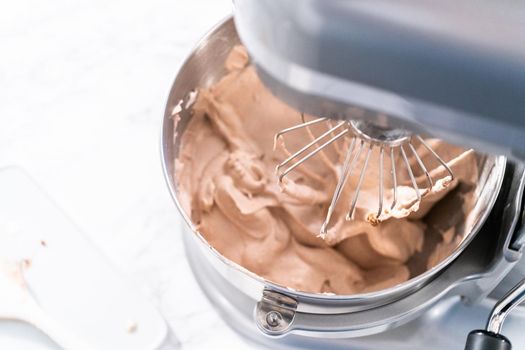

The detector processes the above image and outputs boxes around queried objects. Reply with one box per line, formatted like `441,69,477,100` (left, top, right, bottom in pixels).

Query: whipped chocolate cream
175,46,478,294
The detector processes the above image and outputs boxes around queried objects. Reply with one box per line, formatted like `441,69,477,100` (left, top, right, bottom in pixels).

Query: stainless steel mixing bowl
161,17,511,338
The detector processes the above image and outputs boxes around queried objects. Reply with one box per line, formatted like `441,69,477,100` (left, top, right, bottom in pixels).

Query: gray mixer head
233,0,525,161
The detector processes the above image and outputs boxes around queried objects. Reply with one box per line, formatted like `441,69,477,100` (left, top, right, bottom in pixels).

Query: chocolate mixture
175,46,478,294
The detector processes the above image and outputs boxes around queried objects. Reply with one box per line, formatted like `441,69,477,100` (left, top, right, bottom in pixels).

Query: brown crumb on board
23,259,32,268
126,320,138,334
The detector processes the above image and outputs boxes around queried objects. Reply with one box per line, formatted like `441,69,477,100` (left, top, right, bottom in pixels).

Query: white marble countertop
3,1,525,350
0,0,250,348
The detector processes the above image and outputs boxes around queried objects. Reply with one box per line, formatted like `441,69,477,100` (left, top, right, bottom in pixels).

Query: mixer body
161,18,525,342
233,0,525,161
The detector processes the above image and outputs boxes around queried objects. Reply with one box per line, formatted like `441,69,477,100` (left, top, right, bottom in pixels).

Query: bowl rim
160,16,508,303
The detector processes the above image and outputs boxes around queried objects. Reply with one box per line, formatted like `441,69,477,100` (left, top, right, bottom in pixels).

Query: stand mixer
232,1,525,348
161,1,525,349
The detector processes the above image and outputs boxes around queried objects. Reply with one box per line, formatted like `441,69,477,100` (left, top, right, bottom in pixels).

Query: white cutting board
0,167,173,350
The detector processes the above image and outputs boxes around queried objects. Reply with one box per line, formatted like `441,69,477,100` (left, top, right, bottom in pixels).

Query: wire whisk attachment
274,115,455,237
